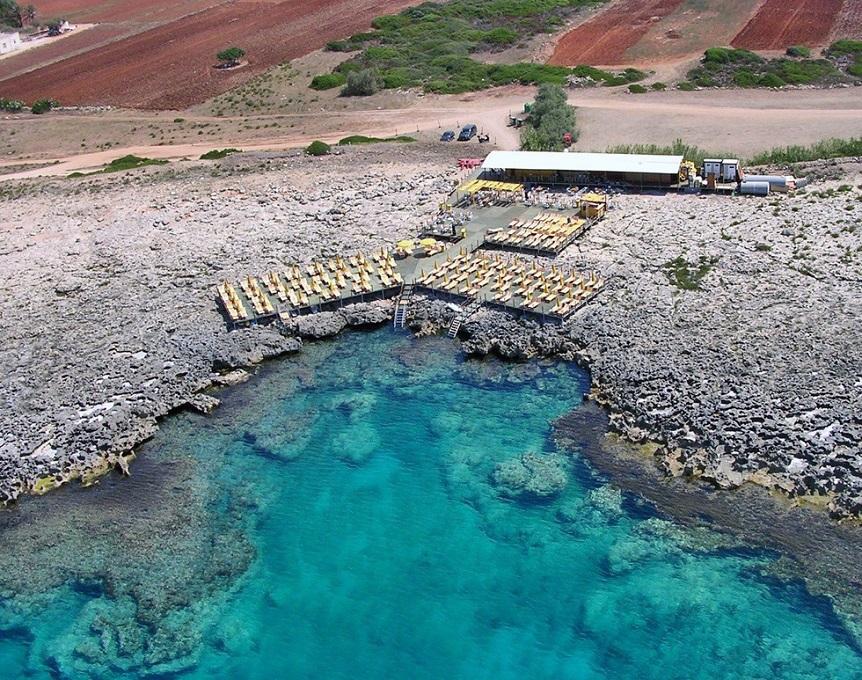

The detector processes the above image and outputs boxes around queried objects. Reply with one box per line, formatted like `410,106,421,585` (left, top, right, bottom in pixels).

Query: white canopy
482,150,684,175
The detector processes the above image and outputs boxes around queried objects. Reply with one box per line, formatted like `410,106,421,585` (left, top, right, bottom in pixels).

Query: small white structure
721,159,739,182
0,31,22,55
702,158,722,178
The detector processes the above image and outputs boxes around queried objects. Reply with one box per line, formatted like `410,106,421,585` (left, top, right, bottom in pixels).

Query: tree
216,47,245,68
520,83,577,151
342,68,382,97
22,3,34,24
0,0,24,27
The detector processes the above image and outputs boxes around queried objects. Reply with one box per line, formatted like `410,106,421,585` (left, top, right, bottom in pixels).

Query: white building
0,32,22,55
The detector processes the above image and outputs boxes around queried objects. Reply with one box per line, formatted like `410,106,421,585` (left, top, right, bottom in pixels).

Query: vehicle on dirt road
440,130,455,142
458,124,477,141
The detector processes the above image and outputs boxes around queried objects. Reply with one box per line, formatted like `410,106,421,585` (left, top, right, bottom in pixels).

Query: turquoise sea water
1,331,861,679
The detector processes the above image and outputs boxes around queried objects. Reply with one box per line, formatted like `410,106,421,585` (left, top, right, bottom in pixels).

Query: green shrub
337,135,415,145
628,83,647,93
0,97,24,112
31,99,58,114
606,138,731,167
733,69,757,87
216,47,245,66
200,148,240,160
827,40,862,56
520,83,577,151
310,73,347,90
786,45,811,58
305,140,331,156
310,0,611,95
651,81,666,90
484,27,518,46
677,81,696,91
703,47,762,64
757,73,785,87
748,137,862,165
342,68,383,96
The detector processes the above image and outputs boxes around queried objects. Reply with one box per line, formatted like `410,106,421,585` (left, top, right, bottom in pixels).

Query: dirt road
2,87,860,180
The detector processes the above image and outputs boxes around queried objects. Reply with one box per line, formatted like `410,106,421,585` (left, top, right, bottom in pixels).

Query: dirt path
2,87,860,180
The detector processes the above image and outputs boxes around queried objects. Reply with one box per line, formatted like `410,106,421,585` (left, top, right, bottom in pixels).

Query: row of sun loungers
217,282,249,323
218,251,404,322
416,252,603,319
485,212,588,253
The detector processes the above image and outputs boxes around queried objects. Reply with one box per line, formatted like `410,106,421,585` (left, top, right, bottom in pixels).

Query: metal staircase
393,283,414,329
447,298,482,339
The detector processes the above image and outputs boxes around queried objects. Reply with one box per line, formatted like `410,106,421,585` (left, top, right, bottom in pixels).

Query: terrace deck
414,251,603,322
217,193,609,327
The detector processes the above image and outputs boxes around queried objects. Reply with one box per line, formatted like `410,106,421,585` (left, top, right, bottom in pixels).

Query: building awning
482,150,684,176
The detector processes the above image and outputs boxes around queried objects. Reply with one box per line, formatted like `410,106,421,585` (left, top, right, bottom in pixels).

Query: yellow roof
581,192,606,204
396,240,414,249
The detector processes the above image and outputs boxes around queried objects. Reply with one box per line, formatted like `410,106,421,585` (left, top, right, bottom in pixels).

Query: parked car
440,130,455,142
457,124,477,141
477,133,490,143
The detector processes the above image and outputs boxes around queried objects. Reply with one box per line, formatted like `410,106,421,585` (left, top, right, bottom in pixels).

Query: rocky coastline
1,146,860,522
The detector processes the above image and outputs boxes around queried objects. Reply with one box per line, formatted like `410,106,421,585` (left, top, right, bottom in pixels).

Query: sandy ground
1,85,860,180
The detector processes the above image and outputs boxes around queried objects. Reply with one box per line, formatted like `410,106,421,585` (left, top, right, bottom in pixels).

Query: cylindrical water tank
740,181,770,196
742,174,789,188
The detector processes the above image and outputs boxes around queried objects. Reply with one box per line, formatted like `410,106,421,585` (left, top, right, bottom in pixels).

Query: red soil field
731,0,843,49
0,24,131,81
0,0,416,109
548,0,685,65
31,0,229,23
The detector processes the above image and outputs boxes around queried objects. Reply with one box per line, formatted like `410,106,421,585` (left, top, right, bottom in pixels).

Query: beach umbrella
396,240,415,250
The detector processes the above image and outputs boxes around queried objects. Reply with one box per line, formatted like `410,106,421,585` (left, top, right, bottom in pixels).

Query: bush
748,137,862,165
310,0,618,95
216,47,245,66
606,138,732,167
342,68,382,96
520,83,576,151
305,140,331,156
703,47,762,64
651,81,666,90
786,45,811,58
827,40,862,57
310,73,347,90
338,135,415,145
0,97,24,112
677,81,696,91
628,83,647,93
757,73,785,87
484,27,518,46
733,69,757,87
31,98,58,114
200,148,240,160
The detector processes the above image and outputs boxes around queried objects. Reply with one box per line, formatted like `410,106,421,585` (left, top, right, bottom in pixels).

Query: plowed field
0,0,415,109
548,0,685,65
731,0,843,49
30,0,228,23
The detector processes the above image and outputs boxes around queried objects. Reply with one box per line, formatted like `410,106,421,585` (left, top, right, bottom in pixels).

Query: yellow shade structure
419,238,437,248
396,240,415,250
